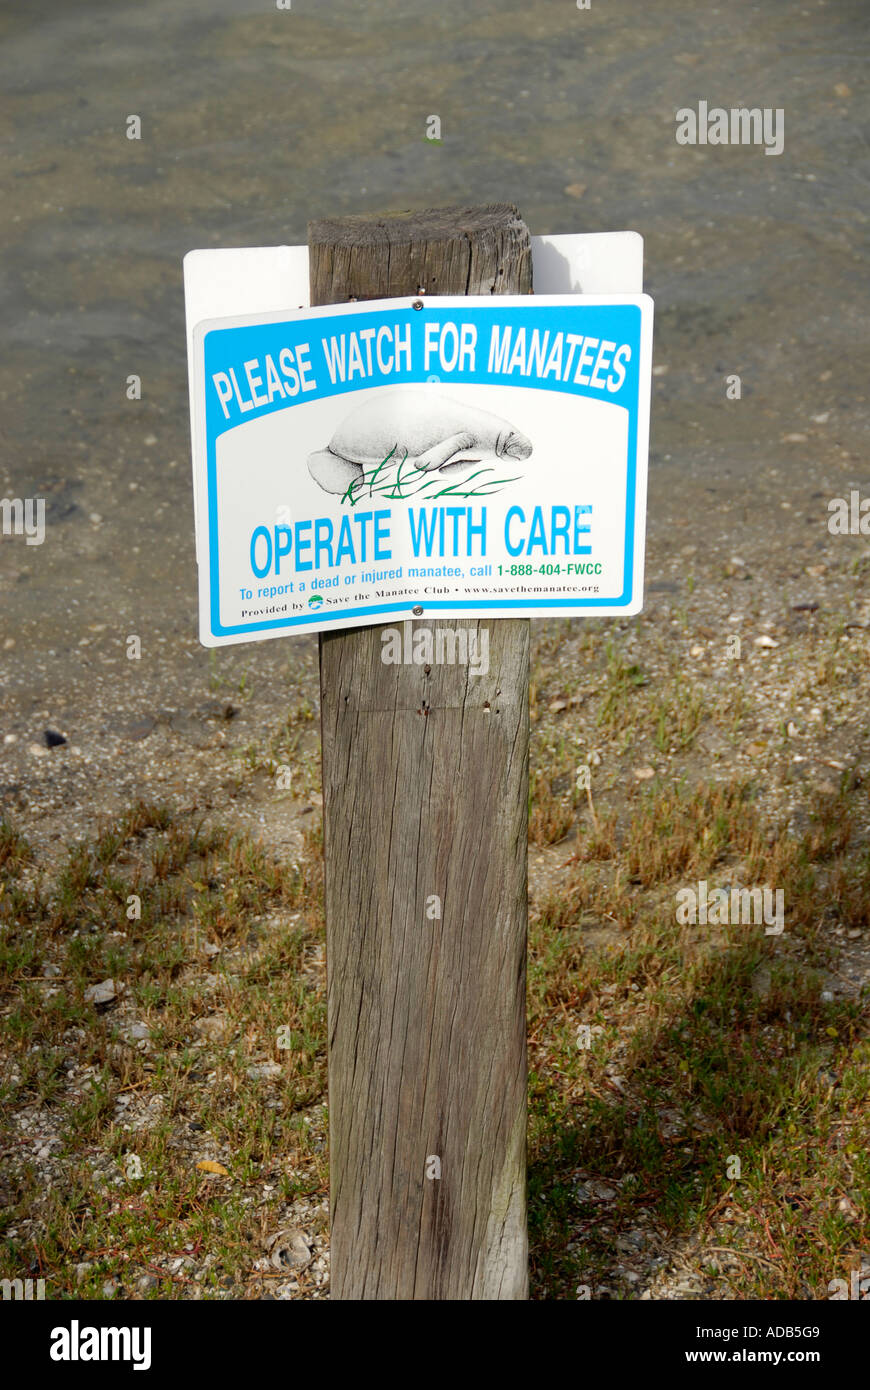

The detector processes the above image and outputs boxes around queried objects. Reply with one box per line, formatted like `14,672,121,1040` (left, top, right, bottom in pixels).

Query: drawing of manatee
307,390,533,495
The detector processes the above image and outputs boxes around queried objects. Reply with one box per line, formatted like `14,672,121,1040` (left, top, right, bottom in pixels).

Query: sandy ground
1,0,868,771
0,0,868,1304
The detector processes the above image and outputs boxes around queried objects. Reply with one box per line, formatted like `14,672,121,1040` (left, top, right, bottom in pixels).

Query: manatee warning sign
188,293,653,645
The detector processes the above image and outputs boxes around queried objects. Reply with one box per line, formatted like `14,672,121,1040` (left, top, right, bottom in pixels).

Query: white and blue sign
189,293,653,645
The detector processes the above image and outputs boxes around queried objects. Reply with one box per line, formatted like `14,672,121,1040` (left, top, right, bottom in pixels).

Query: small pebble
247,1061,282,1080
84,979,117,1005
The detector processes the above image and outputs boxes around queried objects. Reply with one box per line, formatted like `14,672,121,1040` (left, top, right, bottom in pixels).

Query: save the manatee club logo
308,594,324,608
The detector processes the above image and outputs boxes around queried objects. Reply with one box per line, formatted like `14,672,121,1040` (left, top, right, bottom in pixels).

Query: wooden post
309,205,531,1300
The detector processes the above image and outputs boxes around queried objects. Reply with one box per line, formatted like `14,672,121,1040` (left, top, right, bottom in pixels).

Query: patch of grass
528,771,870,1299
529,767,576,846
596,641,650,737
3,642,870,1303
623,780,758,887
0,820,32,874
651,677,706,753
238,698,320,801
0,802,327,1299
574,809,620,863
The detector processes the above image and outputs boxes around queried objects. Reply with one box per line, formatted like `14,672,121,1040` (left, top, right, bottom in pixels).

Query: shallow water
0,0,868,722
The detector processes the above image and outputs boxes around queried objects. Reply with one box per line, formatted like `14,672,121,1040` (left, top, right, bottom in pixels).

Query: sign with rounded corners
189,292,653,645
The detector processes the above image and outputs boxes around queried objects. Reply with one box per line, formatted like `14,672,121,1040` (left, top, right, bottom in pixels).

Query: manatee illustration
307,390,533,495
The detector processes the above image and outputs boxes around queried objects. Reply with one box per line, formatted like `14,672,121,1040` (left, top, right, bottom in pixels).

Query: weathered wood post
309,205,531,1299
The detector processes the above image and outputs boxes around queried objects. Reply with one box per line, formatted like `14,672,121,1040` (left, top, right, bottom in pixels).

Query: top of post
307,203,532,302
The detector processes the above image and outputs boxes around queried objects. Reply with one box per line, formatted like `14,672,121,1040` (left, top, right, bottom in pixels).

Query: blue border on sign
202,301,643,636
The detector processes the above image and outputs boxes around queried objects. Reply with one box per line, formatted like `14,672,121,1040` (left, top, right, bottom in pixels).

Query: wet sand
0,0,868,826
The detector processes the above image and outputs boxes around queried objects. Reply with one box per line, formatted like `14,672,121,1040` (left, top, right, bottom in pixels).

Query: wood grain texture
310,205,531,1300
309,203,533,303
